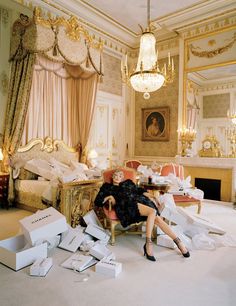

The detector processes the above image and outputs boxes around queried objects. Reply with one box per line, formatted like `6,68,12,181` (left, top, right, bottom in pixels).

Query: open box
0,235,47,271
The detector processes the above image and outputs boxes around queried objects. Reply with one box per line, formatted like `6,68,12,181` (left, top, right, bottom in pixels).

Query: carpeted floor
0,202,236,306
0,208,32,240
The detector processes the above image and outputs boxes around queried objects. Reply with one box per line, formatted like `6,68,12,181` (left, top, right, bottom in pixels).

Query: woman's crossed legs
137,203,189,258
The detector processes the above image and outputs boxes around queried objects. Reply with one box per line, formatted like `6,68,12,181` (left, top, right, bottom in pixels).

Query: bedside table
0,172,10,209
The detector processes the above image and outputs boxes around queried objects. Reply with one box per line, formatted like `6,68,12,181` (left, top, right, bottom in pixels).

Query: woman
147,116,161,137
94,169,190,261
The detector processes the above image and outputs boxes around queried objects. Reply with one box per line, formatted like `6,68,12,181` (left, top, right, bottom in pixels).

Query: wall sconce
178,127,196,157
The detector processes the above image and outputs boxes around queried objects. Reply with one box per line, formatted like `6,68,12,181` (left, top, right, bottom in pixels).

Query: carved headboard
12,137,79,165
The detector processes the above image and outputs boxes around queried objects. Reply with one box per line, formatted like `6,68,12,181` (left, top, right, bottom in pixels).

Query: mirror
184,63,236,157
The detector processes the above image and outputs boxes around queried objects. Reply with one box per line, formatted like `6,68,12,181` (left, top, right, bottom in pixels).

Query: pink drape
21,55,98,149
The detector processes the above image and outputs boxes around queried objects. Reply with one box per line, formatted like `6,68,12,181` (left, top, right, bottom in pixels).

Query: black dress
94,179,160,228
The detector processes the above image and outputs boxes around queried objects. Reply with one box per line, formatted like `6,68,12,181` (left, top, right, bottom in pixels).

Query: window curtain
21,55,98,158
2,53,36,201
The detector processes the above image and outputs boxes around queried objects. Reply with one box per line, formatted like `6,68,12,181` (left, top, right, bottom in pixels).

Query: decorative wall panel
203,93,230,118
98,53,122,96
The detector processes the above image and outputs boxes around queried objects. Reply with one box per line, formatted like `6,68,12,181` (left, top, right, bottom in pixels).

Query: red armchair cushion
103,207,119,220
160,163,184,180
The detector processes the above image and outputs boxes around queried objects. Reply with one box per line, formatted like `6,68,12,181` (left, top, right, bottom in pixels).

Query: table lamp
87,149,98,168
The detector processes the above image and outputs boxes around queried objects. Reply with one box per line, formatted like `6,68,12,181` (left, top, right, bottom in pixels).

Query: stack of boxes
0,207,122,278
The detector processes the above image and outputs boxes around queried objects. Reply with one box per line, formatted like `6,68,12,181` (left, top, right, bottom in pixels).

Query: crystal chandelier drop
121,0,175,99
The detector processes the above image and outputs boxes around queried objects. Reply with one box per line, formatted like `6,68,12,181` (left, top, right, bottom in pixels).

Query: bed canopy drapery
2,8,104,199
3,8,103,164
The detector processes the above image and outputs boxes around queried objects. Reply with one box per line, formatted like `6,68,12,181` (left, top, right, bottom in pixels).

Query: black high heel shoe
143,243,156,262
173,237,190,258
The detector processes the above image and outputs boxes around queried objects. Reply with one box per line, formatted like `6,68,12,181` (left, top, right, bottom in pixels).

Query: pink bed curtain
21,55,98,149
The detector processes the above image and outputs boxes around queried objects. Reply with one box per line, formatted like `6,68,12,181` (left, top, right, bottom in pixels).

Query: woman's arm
94,183,114,207
103,195,116,207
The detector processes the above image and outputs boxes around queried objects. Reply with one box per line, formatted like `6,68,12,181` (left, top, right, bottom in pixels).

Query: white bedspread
15,180,50,196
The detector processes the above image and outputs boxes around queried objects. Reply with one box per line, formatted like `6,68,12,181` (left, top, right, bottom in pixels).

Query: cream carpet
0,202,236,306
0,208,32,240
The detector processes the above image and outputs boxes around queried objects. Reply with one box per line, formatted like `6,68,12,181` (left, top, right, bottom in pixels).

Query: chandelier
121,0,175,99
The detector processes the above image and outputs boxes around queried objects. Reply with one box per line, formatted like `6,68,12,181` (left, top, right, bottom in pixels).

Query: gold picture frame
142,107,170,141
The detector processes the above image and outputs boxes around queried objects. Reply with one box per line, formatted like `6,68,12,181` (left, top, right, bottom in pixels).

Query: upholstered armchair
124,160,142,170
159,163,184,179
102,167,142,245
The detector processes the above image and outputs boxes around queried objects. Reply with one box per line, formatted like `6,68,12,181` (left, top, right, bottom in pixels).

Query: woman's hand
144,192,164,211
103,195,116,206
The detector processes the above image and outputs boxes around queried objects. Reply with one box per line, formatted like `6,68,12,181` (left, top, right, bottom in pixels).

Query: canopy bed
1,9,104,224
11,137,102,226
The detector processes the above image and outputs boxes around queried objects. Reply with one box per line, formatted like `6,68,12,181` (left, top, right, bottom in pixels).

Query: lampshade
88,149,98,159
0,148,3,161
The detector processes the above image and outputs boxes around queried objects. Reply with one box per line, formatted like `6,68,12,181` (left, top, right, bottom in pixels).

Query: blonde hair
112,169,124,180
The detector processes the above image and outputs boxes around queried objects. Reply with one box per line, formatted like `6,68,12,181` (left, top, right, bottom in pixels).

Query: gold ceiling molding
80,0,138,37
180,8,236,38
188,31,236,60
198,82,236,92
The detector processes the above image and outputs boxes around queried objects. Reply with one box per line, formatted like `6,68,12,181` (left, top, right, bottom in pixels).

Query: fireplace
195,178,221,201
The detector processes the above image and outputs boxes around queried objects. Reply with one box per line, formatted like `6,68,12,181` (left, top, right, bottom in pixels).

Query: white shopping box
89,243,115,260
19,207,68,246
61,253,98,272
85,223,110,242
30,257,53,277
156,235,177,249
0,235,47,271
58,228,85,252
83,210,103,228
95,259,122,278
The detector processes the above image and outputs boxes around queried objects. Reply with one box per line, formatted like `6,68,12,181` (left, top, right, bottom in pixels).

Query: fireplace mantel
175,156,236,169
175,156,236,202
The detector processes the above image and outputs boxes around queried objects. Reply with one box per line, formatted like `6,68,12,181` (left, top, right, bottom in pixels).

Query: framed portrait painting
142,107,170,141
